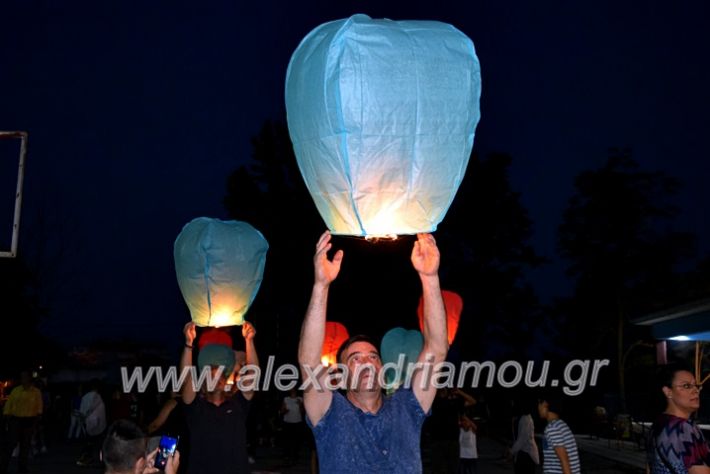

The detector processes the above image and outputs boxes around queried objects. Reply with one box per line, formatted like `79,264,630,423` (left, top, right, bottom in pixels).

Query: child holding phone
102,420,180,474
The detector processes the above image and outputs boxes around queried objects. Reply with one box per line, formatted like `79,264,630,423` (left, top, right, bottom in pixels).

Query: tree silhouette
438,152,545,361
0,257,59,377
224,120,322,362
557,148,695,411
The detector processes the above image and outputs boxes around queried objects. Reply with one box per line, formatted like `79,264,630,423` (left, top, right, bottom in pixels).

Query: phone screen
154,435,179,470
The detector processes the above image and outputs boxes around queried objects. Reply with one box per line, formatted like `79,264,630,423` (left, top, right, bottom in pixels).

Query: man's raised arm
298,231,343,426
410,233,448,413
240,321,258,400
180,322,197,405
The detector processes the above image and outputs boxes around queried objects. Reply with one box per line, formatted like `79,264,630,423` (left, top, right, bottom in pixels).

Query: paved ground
7,434,645,473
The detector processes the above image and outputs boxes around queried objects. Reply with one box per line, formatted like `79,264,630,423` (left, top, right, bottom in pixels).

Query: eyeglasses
673,383,703,391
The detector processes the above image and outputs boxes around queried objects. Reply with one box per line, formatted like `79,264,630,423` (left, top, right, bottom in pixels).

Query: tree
557,148,695,411
0,257,55,376
438,152,545,360
224,120,322,361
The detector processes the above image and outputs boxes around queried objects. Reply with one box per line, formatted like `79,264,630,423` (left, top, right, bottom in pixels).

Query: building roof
633,298,710,341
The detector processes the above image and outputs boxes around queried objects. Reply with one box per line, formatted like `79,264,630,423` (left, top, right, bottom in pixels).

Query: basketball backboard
0,131,28,258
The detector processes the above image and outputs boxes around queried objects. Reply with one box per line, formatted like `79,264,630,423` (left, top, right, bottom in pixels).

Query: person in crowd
458,415,478,474
647,362,710,474
280,387,304,465
147,391,188,474
427,387,476,473
538,394,580,474
298,231,448,473
68,384,85,439
180,321,258,473
77,379,107,467
0,370,43,474
510,398,539,474
102,419,179,474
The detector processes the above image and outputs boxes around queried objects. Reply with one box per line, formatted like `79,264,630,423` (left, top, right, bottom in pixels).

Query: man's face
208,366,229,393
343,341,382,392
537,400,549,419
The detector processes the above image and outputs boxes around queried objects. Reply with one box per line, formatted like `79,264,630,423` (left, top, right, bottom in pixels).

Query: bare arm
147,399,177,434
554,446,572,474
241,322,258,400
410,234,448,413
180,322,197,405
454,388,476,407
298,231,343,426
689,466,710,474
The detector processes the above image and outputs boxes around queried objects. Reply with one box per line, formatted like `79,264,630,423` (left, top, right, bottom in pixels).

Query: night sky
1,1,708,351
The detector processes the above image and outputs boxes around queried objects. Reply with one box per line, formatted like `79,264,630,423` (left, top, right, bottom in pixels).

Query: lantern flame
210,309,240,328
364,234,398,241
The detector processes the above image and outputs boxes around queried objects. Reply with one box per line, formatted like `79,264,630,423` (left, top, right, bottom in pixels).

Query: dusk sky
1,1,708,350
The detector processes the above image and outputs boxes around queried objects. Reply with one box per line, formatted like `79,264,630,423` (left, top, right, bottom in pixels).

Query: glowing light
174,218,268,327
669,335,691,341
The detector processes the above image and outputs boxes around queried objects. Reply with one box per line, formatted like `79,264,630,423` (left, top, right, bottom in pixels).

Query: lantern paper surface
418,290,462,345
380,327,423,388
197,344,236,376
285,14,482,236
174,218,268,327
321,321,350,367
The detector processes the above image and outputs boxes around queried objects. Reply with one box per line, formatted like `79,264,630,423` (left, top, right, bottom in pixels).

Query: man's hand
164,450,180,474
411,233,440,277
143,448,159,474
242,321,256,341
314,231,343,287
142,448,181,474
183,322,196,346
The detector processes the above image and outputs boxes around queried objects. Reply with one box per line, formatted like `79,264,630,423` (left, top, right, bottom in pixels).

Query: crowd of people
1,232,709,473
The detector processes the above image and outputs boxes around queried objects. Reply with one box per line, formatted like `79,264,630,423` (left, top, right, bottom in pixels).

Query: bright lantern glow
286,14,482,236
174,218,268,327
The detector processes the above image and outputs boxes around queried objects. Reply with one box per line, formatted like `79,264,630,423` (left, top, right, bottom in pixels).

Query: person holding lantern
179,321,258,474
298,231,448,473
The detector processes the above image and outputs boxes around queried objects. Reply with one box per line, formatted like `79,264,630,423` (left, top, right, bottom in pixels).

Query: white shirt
283,396,303,424
511,414,540,464
459,428,478,459
80,390,106,436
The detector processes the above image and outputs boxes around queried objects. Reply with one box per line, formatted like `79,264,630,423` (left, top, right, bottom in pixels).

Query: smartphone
153,435,179,470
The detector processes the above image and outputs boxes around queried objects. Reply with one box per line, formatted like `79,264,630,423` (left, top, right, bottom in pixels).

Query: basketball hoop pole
0,131,28,258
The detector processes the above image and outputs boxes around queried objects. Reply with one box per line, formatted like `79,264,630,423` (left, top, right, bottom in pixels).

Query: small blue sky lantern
381,327,424,389
174,218,268,327
286,14,481,237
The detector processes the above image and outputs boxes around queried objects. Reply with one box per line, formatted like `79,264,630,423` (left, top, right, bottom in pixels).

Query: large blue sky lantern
174,218,268,327
285,14,481,237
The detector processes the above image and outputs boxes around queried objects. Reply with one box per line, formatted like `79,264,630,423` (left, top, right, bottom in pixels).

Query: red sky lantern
417,290,463,345
198,328,233,350
321,322,349,368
